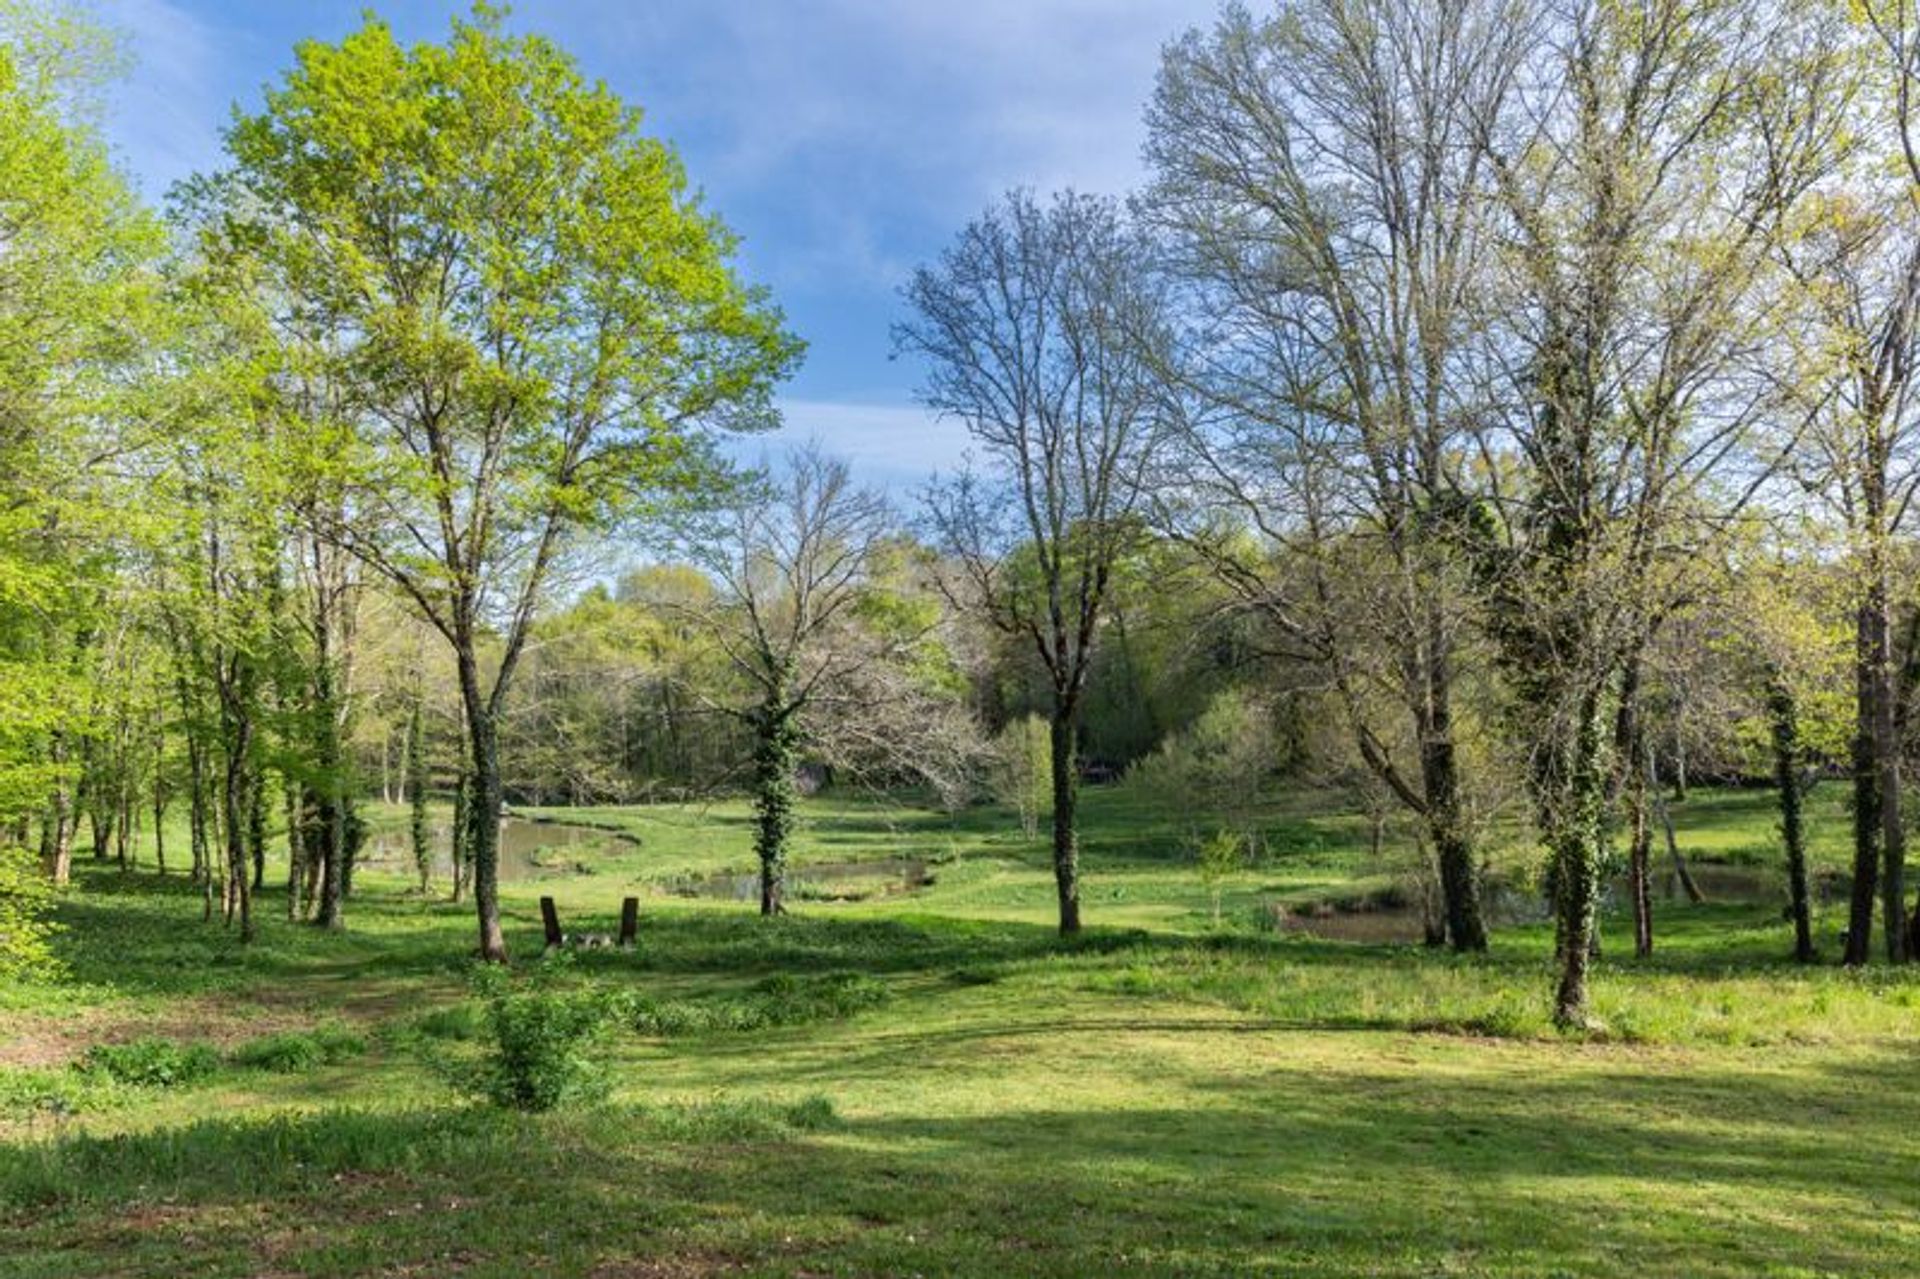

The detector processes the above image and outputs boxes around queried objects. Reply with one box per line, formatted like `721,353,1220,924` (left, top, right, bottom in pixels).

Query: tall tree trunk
458,651,508,962
285,779,304,922
222,708,255,945
248,768,267,892
1628,747,1654,959
187,736,207,885
1767,673,1816,963
408,697,431,893
152,786,167,877
450,769,470,904
1419,642,1486,951
1846,591,1887,965
1049,704,1081,935
42,734,73,887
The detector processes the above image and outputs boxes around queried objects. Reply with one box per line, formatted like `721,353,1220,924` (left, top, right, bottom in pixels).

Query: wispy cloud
94,0,223,198
724,397,973,492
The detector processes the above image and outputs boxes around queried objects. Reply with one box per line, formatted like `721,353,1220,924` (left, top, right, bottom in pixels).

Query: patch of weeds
628,1094,838,1141
0,1067,132,1119
229,1023,368,1073
405,1002,485,1042
76,1037,219,1089
631,971,891,1037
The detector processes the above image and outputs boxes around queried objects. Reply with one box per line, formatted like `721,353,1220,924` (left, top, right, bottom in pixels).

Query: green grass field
3,784,1918,1277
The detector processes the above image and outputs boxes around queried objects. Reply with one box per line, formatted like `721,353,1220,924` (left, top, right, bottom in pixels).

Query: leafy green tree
182,7,799,959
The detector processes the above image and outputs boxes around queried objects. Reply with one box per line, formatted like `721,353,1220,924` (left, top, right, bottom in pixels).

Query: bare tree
665,448,897,915
900,190,1171,934
1142,0,1534,952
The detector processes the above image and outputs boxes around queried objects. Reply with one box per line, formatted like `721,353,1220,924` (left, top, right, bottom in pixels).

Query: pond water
665,859,931,903
360,816,621,882
1274,861,1832,945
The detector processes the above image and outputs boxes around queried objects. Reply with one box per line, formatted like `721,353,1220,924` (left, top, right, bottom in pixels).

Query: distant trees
903,190,1172,934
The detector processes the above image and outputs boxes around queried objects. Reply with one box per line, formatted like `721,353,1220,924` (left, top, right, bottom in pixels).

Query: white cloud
724,397,974,492
94,0,223,199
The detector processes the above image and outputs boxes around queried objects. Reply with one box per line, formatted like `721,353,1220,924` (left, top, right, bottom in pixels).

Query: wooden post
540,896,563,950
619,897,639,948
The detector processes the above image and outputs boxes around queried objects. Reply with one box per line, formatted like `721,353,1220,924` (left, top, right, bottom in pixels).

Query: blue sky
92,0,1218,489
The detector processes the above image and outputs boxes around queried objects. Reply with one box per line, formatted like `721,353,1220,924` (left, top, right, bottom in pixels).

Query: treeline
6,0,1920,1024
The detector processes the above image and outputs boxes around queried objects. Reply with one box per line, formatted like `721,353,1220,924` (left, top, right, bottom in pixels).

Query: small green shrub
468,961,625,1112
77,1037,219,1089
230,1024,368,1073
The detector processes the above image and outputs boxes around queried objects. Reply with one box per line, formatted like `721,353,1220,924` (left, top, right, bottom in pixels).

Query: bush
469,961,625,1112
78,1037,219,1089
230,1024,368,1073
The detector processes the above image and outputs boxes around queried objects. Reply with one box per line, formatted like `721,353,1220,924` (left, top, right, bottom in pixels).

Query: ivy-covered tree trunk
1048,705,1081,935
1767,673,1815,963
1547,688,1610,1028
752,682,798,917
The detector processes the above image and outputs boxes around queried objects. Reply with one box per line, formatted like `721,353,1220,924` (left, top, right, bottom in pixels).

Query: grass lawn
2,785,1917,1277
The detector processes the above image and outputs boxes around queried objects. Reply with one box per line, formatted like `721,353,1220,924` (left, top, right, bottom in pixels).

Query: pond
360,816,624,882
665,859,931,903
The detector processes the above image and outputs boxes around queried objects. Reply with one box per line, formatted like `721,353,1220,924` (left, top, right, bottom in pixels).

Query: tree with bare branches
900,190,1172,934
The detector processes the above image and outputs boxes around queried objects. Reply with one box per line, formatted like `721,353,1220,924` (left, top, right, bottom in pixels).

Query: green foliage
77,1037,220,1089
468,960,624,1112
1194,828,1246,925
1125,688,1278,848
229,1023,368,1073
0,1065,131,1118
988,714,1052,840
0,844,60,981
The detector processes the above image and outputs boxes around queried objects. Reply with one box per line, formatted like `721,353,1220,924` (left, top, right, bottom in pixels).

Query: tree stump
540,896,563,950
619,897,639,948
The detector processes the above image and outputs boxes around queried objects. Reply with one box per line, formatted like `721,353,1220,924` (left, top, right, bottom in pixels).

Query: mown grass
1,784,1916,1277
